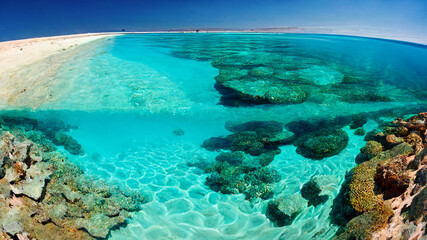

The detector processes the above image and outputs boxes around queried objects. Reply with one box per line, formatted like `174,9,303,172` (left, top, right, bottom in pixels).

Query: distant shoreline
1,27,427,46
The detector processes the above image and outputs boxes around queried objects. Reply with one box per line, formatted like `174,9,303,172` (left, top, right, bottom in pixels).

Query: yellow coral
349,162,378,213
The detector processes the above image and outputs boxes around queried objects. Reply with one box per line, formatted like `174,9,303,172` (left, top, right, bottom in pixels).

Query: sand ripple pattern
66,120,377,240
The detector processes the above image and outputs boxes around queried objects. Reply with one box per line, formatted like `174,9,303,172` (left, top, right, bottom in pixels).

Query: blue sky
1,0,426,41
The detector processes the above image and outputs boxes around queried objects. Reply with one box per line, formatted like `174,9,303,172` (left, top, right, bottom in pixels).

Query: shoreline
0,32,119,74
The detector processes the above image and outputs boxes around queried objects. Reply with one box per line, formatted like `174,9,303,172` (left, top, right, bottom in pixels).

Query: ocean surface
2,33,427,239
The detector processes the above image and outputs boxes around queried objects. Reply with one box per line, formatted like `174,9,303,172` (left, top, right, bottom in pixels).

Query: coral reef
329,171,357,228
204,151,280,200
354,128,365,136
358,140,383,162
0,117,145,239
200,121,295,200
210,52,390,106
131,34,427,108
52,132,84,155
332,112,427,240
285,115,353,137
0,115,83,156
202,120,295,156
295,128,349,160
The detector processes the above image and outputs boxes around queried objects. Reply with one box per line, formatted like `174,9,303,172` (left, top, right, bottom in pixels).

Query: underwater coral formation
201,121,293,200
295,128,349,160
136,34,402,107
200,120,322,227
0,115,84,156
204,151,281,200
210,53,391,106
332,112,427,240
0,117,145,239
202,120,295,157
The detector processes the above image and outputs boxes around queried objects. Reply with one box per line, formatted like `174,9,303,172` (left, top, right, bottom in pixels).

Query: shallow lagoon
1,33,427,239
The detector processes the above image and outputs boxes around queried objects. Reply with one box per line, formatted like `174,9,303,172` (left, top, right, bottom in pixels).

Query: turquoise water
3,33,427,239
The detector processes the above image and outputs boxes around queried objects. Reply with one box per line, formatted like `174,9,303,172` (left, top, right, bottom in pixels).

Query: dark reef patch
202,120,294,157
200,121,294,200
301,177,329,207
204,151,281,200
295,128,349,160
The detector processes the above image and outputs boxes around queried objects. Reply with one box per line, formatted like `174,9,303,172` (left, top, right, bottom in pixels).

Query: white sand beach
0,33,119,108
0,33,117,73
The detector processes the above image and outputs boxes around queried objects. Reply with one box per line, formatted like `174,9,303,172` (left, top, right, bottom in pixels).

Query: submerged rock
265,194,307,227
210,52,389,106
374,156,411,199
350,113,368,129
10,162,52,200
172,128,185,136
217,78,309,106
408,187,426,222
354,128,365,136
301,177,329,207
0,115,84,156
201,137,232,151
225,120,283,134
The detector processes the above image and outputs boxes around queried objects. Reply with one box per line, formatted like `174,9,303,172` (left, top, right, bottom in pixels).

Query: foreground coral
0,117,145,239
332,113,427,240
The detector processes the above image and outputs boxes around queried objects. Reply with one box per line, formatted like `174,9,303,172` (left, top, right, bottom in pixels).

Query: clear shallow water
2,33,427,239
